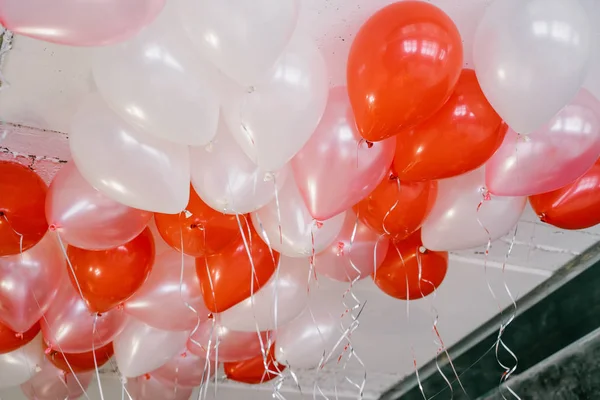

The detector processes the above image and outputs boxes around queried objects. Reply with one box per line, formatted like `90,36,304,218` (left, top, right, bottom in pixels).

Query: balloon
292,87,396,220
373,231,448,300
93,2,218,146
46,342,113,373
421,168,526,251
67,228,155,314
21,358,92,400
218,256,309,332
177,0,299,86
252,176,346,258
152,349,212,388
0,334,44,389
224,343,283,385
154,185,240,258
114,318,189,378
42,279,128,353
0,0,164,46
70,94,190,214
529,158,600,230
0,161,47,256
394,69,506,181
191,119,290,215
474,0,592,134
148,218,173,256
197,222,278,313
126,375,193,400
223,34,329,172
46,163,152,250
0,320,39,354
316,212,390,282
353,172,437,242
125,249,210,332
0,233,64,333
486,89,600,196
347,1,463,142
187,319,271,362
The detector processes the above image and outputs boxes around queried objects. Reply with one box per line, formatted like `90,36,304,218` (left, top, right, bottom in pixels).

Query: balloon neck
539,212,547,222
48,223,57,232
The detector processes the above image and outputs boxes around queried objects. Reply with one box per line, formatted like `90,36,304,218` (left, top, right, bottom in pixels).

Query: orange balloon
347,1,463,142
394,69,506,181
529,158,600,230
46,342,113,373
224,342,284,384
0,161,48,256
155,185,240,257
197,220,278,313
67,227,155,313
353,170,437,241
0,320,40,354
373,231,448,300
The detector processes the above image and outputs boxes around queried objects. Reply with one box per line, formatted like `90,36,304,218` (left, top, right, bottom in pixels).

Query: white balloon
0,334,44,389
93,2,218,146
114,318,189,378
421,168,526,251
474,0,592,134
218,256,309,332
190,119,289,215
252,176,345,258
70,94,190,213
176,0,299,86
223,35,329,172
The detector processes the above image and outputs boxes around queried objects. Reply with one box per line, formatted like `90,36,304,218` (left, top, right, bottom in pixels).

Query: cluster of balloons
1,0,600,398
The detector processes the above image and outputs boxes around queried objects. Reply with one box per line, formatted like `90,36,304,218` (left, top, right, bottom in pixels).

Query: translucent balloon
474,0,592,134
125,249,210,332
70,94,190,214
0,0,165,46
223,35,329,172
421,168,526,251
0,233,64,333
21,358,93,400
251,176,345,258
191,119,289,215
0,334,44,389
152,348,212,388
114,318,189,378
46,163,152,250
126,375,193,400
218,257,310,332
93,2,219,146
177,0,299,86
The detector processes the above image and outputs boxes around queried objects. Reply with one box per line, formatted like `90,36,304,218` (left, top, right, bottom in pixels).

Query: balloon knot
539,212,547,222
207,313,214,320
315,221,324,229
0,210,4,217
15,332,23,339
389,172,398,181
116,304,124,311
336,242,345,256
181,352,187,358
418,246,427,254
366,141,374,149
48,224,57,232
144,374,151,381
44,347,52,355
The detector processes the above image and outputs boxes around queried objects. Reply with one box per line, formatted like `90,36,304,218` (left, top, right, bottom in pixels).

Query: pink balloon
0,233,64,333
292,86,396,220
0,0,165,46
187,319,271,363
316,212,389,282
41,278,128,353
126,376,193,400
486,89,600,196
46,163,152,250
124,250,209,332
152,348,213,388
21,359,93,400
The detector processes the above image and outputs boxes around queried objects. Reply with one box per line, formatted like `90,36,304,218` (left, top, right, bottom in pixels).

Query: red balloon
394,69,507,181
224,343,284,385
347,1,463,142
46,342,113,373
353,170,437,241
197,221,278,313
0,161,48,256
67,227,155,313
0,320,40,354
529,159,600,230
373,231,448,300
155,185,240,257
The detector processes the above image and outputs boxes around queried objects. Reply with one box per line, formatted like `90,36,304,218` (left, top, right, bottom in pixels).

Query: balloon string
381,175,401,237
0,213,24,255
91,314,105,400
270,173,284,245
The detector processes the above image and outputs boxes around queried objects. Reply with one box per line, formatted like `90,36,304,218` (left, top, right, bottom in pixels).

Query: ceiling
1,0,600,399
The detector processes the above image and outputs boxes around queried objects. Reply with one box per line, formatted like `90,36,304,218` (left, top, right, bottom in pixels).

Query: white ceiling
1,0,600,399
